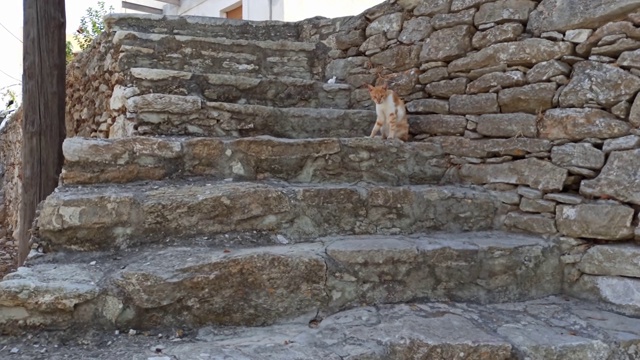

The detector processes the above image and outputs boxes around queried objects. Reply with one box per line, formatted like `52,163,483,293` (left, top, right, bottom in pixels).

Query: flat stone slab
0,232,560,331
38,180,502,251
2,297,640,359
136,102,378,139
567,275,640,318
105,13,301,41
114,30,318,80
62,136,569,187
61,136,448,186
578,244,640,277
134,102,477,139
127,68,353,109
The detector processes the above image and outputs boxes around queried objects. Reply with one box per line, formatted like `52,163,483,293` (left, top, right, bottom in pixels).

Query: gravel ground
0,239,17,279
0,327,194,360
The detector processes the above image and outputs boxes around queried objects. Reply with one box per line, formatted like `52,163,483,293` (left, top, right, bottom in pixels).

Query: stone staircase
3,1,640,358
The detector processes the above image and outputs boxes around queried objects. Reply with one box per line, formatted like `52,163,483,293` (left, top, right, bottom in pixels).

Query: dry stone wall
0,109,22,247
320,0,640,314
315,1,640,240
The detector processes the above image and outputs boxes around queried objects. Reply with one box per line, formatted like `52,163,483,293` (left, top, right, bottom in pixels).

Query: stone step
106,14,302,42
61,136,449,185
127,68,354,109
3,297,639,359
114,30,324,80
132,101,479,139
60,135,563,189
159,298,640,359
0,232,560,331
37,180,505,252
133,101,376,138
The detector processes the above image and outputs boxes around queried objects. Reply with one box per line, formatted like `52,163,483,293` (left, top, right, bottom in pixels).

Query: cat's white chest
375,95,396,118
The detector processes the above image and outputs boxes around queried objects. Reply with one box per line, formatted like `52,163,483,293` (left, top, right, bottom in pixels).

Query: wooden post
19,0,66,265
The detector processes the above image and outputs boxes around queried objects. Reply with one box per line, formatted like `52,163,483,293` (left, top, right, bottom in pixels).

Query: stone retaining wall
0,108,22,247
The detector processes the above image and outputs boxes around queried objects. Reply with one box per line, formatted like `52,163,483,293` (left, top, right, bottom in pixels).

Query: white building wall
163,0,382,21
164,0,244,18
282,0,382,21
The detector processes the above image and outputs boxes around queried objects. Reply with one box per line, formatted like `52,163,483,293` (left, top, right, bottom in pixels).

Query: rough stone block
409,115,467,135
527,0,640,35
474,0,536,26
425,78,469,98
458,158,567,191
475,113,537,138
450,93,499,114
467,71,526,94
580,149,640,205
520,198,556,213
366,13,403,39
526,60,571,83
406,99,450,114
559,61,640,108
538,108,631,140
551,143,605,170
504,212,558,234
498,83,557,114
578,244,640,278
556,204,635,240
449,39,573,73
420,25,474,62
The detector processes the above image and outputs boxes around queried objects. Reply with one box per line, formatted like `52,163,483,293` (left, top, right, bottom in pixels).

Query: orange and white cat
367,84,409,142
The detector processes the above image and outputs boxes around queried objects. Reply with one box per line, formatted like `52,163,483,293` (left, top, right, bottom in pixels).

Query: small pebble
89,261,97,266
10,347,19,353
276,235,289,244
128,329,137,336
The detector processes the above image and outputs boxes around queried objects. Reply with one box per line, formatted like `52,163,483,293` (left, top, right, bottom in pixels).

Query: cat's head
367,84,388,104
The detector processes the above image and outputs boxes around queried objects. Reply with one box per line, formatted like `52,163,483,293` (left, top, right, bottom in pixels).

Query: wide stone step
0,232,560,331
37,180,504,252
2,295,637,359
127,68,354,109
2,296,638,359
106,13,302,42
114,30,323,80
131,101,486,139
133,102,375,138
61,136,448,185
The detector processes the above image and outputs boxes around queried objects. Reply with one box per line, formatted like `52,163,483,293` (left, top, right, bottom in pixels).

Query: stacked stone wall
0,108,22,250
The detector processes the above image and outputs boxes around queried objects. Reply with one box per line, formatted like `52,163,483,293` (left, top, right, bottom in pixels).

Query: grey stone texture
9,0,640,348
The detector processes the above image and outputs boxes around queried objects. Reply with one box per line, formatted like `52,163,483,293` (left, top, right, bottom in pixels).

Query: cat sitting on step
367,83,410,142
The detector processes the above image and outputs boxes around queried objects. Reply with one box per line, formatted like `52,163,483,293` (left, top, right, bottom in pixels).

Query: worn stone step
37,180,505,252
164,297,640,360
61,136,449,185
0,232,560,331
126,68,354,109
132,101,478,139
114,30,323,80
106,14,302,42
133,101,375,138
2,296,639,359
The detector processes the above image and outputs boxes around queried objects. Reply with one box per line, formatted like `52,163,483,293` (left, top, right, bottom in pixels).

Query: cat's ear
367,84,374,91
382,83,388,90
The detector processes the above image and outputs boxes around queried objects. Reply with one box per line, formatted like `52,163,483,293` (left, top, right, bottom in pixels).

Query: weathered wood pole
19,0,66,265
